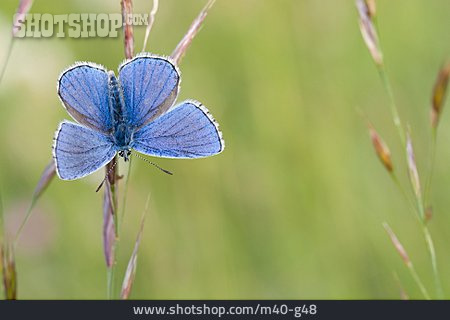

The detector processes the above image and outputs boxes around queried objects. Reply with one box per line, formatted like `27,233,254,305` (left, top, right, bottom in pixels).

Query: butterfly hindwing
118,54,180,129
58,63,112,133
53,121,117,180
131,100,224,159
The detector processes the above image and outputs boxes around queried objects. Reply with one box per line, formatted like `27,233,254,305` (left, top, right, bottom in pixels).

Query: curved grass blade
171,0,216,65
14,161,56,246
120,196,149,299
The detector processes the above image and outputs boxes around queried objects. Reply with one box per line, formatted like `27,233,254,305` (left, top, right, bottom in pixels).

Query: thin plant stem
112,185,119,237
142,0,159,52
407,262,430,300
422,125,443,298
107,266,115,300
424,128,437,207
423,224,443,298
390,153,442,298
105,158,119,300
107,159,133,299
13,200,35,248
369,3,440,299
0,39,14,85
0,191,4,243
389,173,421,223
120,158,133,229
377,66,405,146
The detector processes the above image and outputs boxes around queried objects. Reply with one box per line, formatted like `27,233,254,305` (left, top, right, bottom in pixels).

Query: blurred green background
0,0,450,299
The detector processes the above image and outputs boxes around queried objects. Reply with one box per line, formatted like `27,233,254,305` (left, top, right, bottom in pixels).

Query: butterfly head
118,149,132,162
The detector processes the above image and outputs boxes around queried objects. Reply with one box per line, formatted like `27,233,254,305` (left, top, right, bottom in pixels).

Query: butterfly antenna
96,158,118,193
131,151,173,175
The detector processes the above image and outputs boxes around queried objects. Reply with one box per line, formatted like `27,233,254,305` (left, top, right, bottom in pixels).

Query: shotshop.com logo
13,13,149,38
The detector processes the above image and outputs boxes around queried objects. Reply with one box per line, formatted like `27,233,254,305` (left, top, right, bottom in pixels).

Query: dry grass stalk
171,0,216,65
356,0,382,66
103,180,116,268
121,0,134,59
142,0,159,52
368,123,393,172
431,62,450,128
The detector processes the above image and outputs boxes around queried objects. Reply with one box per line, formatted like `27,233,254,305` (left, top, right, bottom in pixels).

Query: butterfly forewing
118,54,180,129
58,64,113,133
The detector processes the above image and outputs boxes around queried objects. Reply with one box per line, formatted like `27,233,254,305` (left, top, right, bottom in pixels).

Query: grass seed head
368,124,393,172
383,223,411,267
365,0,376,18
406,133,421,199
431,62,450,128
356,0,383,66
1,244,17,299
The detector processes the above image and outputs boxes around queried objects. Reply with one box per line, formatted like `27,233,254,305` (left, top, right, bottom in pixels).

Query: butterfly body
53,53,224,180
108,72,133,154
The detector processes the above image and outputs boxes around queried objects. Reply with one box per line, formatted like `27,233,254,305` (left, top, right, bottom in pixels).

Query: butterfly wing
53,121,117,180
132,100,224,159
118,54,180,129
58,63,112,133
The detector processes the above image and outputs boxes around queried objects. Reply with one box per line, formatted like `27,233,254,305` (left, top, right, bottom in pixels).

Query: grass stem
0,39,14,85
377,65,405,146
423,224,443,298
408,262,430,300
424,128,437,207
107,265,115,300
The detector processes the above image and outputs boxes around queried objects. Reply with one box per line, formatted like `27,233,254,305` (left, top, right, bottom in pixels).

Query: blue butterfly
53,53,224,180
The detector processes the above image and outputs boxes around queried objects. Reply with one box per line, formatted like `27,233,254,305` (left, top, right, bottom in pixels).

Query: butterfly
53,53,224,180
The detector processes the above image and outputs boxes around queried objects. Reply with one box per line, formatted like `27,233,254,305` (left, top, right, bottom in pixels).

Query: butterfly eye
127,150,131,157
119,151,124,157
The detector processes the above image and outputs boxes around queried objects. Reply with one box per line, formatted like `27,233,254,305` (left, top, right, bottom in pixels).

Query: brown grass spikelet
365,0,376,18
1,244,17,299
431,62,450,128
368,124,393,172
